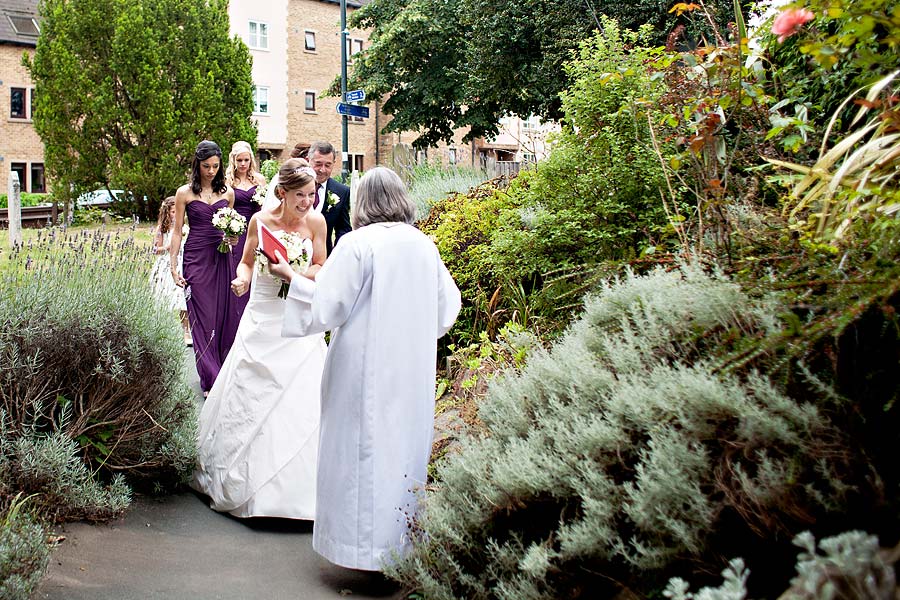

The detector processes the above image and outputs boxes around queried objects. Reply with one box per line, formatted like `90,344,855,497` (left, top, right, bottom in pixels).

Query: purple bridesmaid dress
184,199,240,392
222,186,261,352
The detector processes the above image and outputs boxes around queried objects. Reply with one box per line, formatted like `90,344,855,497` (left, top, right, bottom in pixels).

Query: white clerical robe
282,222,461,571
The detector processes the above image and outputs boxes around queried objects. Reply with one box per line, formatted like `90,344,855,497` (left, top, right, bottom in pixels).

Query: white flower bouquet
211,207,247,253
327,191,340,208
252,182,267,205
256,230,310,298
256,231,310,298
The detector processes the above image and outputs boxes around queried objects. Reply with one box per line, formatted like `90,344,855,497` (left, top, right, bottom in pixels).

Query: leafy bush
759,0,900,245
489,22,674,281
418,178,522,344
0,193,48,209
386,264,867,599
0,228,197,520
0,495,49,599
260,158,280,182
665,530,897,600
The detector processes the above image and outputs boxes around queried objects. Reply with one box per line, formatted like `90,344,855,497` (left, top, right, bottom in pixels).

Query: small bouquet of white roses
256,230,310,298
211,207,247,253
252,182,267,205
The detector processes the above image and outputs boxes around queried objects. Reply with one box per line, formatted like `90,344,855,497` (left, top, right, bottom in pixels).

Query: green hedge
0,193,49,209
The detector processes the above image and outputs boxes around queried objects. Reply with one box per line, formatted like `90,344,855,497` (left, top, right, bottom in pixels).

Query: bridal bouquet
256,231,310,298
211,207,247,253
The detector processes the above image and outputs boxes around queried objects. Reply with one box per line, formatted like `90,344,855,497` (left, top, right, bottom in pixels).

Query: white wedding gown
192,237,324,519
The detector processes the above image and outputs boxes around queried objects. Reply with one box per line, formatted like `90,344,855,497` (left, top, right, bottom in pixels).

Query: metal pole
340,0,349,183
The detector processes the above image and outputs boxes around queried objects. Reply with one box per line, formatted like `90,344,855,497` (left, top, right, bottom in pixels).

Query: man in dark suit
307,141,351,256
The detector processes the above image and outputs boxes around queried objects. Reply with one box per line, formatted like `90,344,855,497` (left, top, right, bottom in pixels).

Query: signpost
345,89,365,103
336,103,370,119
340,0,349,181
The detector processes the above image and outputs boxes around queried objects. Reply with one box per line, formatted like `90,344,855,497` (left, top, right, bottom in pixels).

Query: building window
304,31,316,52
10,87,27,119
253,86,269,114
304,91,316,112
8,15,39,36
249,21,268,50
10,163,26,192
448,147,457,165
352,153,365,172
346,37,363,60
30,163,46,193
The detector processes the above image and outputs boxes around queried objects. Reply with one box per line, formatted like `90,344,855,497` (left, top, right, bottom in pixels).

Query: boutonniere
327,191,340,208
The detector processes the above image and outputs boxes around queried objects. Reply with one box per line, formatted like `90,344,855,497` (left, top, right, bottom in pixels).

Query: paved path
36,349,405,600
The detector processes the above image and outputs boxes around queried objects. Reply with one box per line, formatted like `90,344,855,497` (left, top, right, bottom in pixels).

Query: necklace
199,189,215,203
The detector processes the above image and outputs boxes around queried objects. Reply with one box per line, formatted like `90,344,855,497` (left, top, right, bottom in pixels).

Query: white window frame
9,86,34,120
253,85,269,114
346,37,363,61
350,153,365,173
304,90,317,112
7,15,39,37
304,30,317,52
248,20,268,50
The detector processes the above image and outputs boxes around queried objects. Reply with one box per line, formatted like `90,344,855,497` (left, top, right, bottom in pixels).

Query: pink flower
771,8,815,43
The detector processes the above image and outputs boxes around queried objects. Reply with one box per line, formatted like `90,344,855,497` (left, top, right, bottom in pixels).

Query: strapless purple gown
223,186,261,352
184,199,240,392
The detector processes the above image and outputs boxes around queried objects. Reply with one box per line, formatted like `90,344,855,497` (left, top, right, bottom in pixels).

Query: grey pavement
35,349,405,600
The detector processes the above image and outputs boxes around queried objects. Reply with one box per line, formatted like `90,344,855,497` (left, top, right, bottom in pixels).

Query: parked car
75,189,126,207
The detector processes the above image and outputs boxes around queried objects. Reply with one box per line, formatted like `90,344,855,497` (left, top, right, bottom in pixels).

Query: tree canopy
349,0,680,148
25,0,257,219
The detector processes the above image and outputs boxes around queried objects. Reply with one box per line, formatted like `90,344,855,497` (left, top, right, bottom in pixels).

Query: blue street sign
336,103,370,119
345,89,366,102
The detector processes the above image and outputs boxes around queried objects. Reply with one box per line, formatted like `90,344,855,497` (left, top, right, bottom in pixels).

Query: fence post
8,171,22,247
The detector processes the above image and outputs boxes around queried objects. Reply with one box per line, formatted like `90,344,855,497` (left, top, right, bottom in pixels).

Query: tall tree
350,0,721,148
25,0,257,219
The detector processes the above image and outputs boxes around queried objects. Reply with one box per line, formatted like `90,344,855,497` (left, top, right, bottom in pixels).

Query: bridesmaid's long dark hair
190,140,227,196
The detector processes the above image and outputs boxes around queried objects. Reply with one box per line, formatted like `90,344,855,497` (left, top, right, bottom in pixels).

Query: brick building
0,0,43,196
230,0,378,169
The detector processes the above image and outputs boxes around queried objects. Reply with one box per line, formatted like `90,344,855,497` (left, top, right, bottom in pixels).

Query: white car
76,189,126,207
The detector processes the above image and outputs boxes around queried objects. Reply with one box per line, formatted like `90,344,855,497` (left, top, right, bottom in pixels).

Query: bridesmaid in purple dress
223,141,266,350
169,140,238,395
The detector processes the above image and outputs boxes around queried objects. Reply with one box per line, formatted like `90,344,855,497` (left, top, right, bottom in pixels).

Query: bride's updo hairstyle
351,166,415,229
275,158,315,197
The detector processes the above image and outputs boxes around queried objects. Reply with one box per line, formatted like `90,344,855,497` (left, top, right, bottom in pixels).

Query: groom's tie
314,183,322,209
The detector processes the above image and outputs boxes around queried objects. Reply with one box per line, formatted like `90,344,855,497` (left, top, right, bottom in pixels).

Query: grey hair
352,167,416,229
308,141,336,160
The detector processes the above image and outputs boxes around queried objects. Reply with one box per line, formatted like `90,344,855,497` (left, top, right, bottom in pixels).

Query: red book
258,221,287,264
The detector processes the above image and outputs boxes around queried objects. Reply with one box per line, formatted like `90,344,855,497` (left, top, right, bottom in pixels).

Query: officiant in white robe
272,166,461,571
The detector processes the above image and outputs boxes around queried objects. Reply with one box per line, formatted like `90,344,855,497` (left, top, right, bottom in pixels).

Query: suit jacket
322,177,351,255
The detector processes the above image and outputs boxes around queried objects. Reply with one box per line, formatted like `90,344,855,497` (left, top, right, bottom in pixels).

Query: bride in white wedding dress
192,159,327,519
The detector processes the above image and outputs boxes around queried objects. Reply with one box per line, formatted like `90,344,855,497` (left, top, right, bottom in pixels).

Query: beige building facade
0,0,43,196
230,0,377,171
